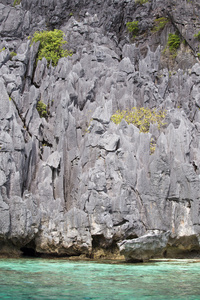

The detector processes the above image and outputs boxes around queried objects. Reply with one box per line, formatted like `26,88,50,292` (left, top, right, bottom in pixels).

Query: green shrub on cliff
30,29,72,67
150,138,156,154
162,33,180,59
111,107,166,133
167,33,180,52
135,0,149,4
10,51,17,60
194,31,200,41
13,0,21,6
152,17,169,33
37,101,48,118
126,21,139,38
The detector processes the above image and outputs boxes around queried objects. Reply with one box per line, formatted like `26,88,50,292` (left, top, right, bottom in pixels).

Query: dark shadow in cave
20,241,40,257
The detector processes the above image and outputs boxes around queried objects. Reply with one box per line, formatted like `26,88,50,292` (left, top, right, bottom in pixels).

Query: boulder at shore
118,231,170,262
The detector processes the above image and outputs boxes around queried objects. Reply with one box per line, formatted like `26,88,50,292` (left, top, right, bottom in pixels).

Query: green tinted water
0,258,200,299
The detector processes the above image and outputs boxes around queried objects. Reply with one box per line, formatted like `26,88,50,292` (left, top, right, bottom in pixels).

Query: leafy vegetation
135,0,149,4
30,29,72,67
13,0,21,6
162,33,181,59
0,47,5,53
194,31,200,41
10,52,17,59
36,101,48,118
150,138,156,154
194,32,200,59
111,107,166,133
152,17,169,33
126,21,139,38
167,33,180,52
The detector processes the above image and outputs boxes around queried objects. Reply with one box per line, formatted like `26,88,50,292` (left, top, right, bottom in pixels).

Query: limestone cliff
1,0,200,260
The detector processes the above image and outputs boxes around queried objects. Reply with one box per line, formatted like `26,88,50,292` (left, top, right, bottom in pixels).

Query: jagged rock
118,231,170,262
0,48,10,67
0,195,9,236
46,151,61,169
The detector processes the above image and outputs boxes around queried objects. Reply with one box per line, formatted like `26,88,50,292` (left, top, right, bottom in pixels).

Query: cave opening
20,247,38,257
91,234,120,259
20,241,40,257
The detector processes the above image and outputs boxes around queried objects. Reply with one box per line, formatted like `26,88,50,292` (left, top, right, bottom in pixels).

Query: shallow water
0,258,200,299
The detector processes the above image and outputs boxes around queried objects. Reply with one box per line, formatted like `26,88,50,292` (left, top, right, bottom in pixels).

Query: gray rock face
118,231,170,262
0,0,200,259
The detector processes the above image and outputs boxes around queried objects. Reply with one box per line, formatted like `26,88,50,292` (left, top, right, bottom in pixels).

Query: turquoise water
0,258,200,299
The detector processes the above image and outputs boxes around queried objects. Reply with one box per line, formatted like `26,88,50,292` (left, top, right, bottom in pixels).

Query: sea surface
0,258,200,299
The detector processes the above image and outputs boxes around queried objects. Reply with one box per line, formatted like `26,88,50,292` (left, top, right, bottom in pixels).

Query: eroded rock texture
1,0,200,260
118,231,170,262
